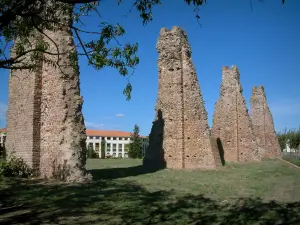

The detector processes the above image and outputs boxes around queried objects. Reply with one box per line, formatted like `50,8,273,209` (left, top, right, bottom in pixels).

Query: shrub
0,156,33,178
87,148,99,159
0,145,5,159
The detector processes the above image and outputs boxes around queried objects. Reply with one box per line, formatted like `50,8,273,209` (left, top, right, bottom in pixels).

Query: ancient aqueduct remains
5,22,281,181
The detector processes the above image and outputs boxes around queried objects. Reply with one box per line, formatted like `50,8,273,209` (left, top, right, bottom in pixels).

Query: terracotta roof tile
86,129,132,137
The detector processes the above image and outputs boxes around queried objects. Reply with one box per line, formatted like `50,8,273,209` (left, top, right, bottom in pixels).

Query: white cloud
116,113,125,118
0,102,7,119
85,121,104,129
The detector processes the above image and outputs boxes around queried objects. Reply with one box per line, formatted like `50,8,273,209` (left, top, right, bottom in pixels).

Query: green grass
282,156,300,167
1,159,300,224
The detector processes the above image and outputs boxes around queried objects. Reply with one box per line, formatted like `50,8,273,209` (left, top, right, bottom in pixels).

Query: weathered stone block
144,26,221,169
250,86,281,158
211,66,260,162
6,33,42,174
6,1,90,182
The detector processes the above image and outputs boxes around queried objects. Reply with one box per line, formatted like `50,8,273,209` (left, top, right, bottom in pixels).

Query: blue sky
0,0,299,136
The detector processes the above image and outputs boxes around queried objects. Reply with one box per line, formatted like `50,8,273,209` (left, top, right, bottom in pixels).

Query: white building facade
0,128,6,147
0,128,149,158
86,130,149,158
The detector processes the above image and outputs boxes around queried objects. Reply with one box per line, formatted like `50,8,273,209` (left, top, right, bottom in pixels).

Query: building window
107,144,111,153
95,143,100,151
113,137,117,140
118,144,123,152
88,143,93,150
112,144,117,152
89,136,94,139
118,153,122,158
125,137,128,140
107,137,111,140
95,136,100,139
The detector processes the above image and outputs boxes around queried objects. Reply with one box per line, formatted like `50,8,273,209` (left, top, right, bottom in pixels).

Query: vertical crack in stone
144,26,221,169
250,86,281,158
211,66,260,162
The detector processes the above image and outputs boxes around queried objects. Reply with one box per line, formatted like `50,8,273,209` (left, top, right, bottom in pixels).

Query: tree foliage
277,128,300,151
101,139,106,159
128,124,142,159
0,155,33,178
0,144,5,159
0,0,286,100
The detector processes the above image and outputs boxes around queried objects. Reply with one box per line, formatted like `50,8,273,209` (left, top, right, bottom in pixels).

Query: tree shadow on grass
89,164,163,180
1,178,300,225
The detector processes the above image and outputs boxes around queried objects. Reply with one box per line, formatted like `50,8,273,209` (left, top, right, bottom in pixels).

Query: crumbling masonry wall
144,26,221,169
211,66,260,162
39,1,87,181
250,86,281,158
6,33,42,172
6,1,89,182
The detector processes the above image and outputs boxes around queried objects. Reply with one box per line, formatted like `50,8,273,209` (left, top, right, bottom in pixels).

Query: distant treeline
277,128,300,151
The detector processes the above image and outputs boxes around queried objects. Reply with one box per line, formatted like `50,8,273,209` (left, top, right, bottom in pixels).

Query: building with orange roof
86,129,149,158
0,128,149,158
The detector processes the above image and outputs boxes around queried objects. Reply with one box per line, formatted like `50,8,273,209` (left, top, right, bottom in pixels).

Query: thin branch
89,3,101,18
72,27,91,61
57,0,100,4
0,48,70,69
32,16,61,65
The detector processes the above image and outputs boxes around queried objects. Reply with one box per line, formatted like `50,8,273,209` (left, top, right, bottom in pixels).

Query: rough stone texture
211,66,260,162
6,33,43,174
38,1,88,182
144,26,221,169
250,86,281,158
6,1,90,182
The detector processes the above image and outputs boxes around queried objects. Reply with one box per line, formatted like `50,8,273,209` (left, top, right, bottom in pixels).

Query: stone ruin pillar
211,66,260,162
250,86,281,158
38,1,89,182
144,26,221,169
6,33,43,174
6,1,90,182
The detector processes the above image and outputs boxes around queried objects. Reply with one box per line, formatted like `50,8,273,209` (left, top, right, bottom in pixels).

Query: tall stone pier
6,1,89,182
144,26,221,169
6,33,43,172
250,86,281,158
211,66,260,162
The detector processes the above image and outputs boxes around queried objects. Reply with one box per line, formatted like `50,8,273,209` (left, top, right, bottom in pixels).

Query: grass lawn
1,159,300,224
282,156,300,167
